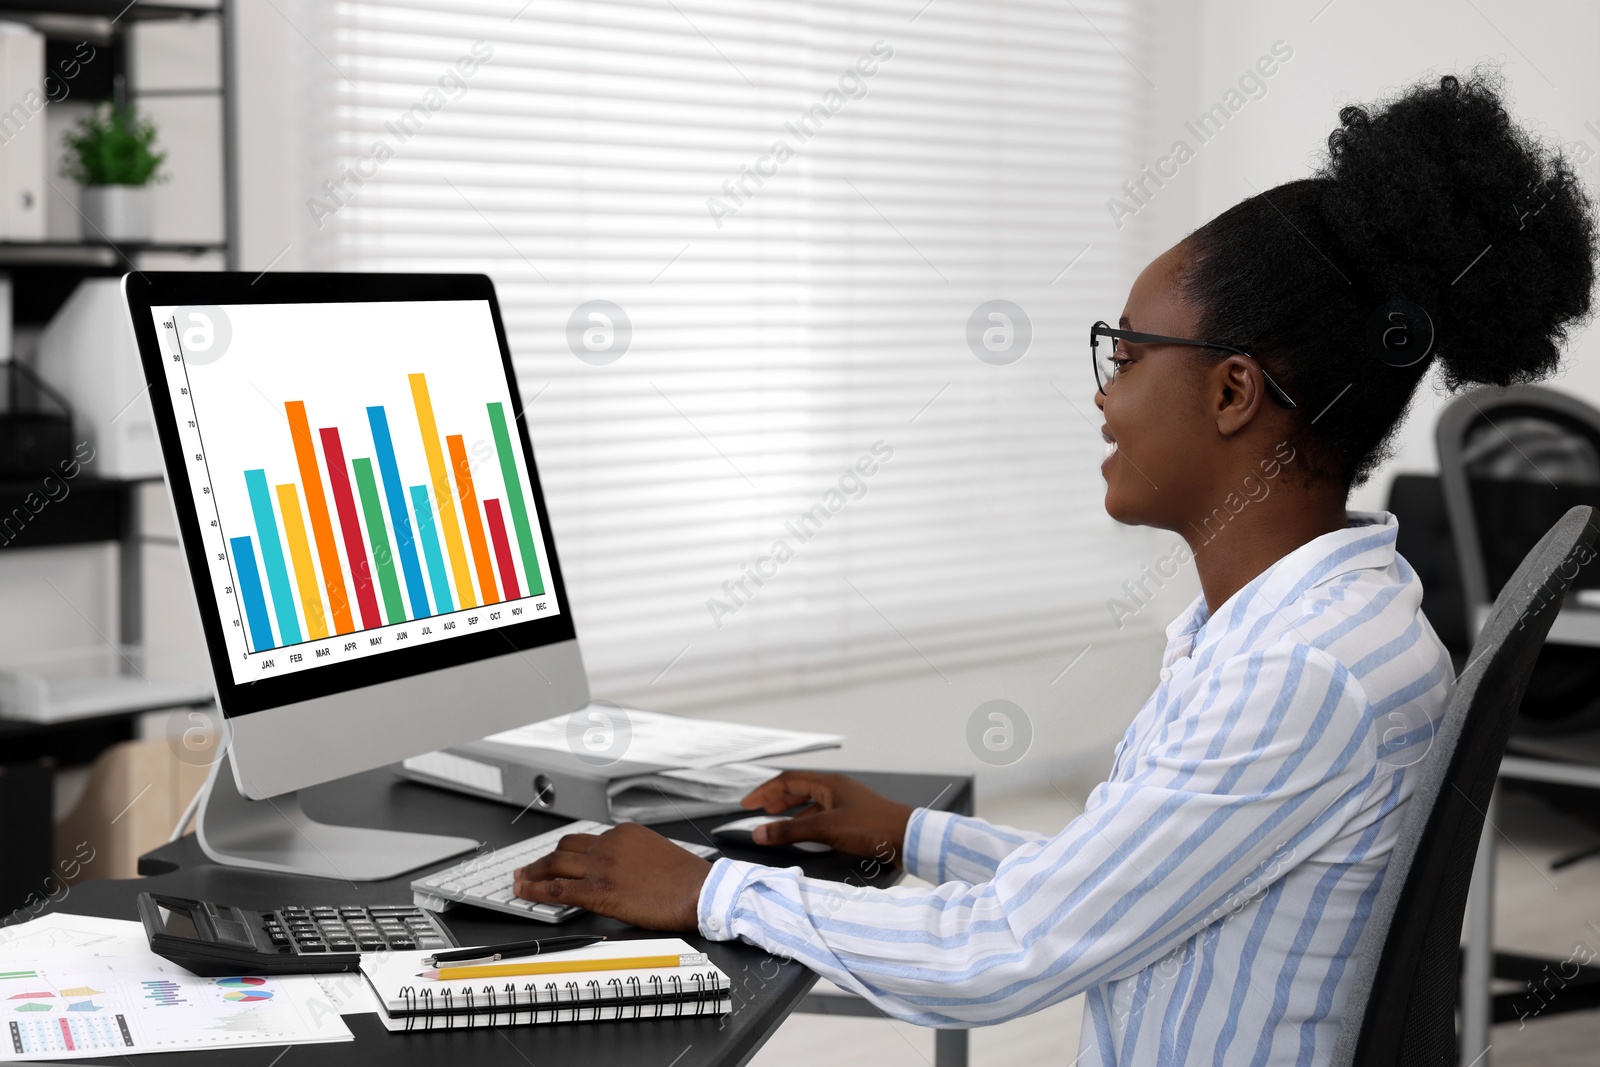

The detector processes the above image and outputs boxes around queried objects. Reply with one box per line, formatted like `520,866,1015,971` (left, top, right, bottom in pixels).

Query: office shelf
0,240,227,263
0,645,211,725
0,1,221,22
0,1,239,323
0,474,214,739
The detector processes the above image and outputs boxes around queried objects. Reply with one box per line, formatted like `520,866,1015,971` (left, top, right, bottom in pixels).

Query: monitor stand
195,752,477,881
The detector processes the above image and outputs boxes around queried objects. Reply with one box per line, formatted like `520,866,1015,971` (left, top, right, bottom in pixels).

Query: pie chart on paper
216,977,273,1003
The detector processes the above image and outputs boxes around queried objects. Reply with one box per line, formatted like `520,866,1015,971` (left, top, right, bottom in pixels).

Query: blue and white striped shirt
697,511,1454,1064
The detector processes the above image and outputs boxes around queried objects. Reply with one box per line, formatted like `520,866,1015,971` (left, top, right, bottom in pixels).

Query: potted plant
60,103,167,243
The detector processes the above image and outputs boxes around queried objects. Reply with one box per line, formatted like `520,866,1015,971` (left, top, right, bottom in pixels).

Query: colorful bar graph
410,484,454,614
447,434,500,604
351,458,407,625
488,402,543,596
367,407,431,620
243,469,301,645
229,536,275,651
223,370,554,656
286,400,354,634
484,499,521,600
317,427,382,630
275,484,328,639
410,374,477,608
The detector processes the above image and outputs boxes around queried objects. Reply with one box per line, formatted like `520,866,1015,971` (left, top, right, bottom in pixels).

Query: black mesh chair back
1331,505,1599,1067
1437,386,1600,735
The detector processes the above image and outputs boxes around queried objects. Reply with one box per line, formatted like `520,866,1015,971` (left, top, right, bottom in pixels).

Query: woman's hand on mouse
511,823,711,931
740,771,914,864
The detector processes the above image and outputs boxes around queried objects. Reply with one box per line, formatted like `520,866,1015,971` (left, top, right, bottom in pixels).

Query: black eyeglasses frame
1090,320,1298,410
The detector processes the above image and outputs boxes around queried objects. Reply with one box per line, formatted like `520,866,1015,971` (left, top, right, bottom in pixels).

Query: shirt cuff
697,857,766,941
904,806,959,884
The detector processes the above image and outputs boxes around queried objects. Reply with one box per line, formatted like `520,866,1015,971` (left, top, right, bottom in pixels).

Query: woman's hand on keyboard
511,823,712,931
740,771,914,866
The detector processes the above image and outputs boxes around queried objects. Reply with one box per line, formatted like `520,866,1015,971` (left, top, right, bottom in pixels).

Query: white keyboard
411,819,721,923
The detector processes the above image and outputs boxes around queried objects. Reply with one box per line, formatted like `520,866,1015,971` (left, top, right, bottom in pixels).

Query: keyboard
411,819,722,923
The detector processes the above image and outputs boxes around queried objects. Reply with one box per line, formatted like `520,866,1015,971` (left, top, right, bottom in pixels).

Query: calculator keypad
264,905,452,956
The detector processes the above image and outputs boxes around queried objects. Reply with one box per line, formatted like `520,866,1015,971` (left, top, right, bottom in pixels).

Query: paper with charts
1,960,351,1060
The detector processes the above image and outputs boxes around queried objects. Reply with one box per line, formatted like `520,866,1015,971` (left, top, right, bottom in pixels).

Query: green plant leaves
60,103,167,187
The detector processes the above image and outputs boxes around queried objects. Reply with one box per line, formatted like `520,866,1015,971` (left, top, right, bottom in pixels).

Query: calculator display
155,903,201,940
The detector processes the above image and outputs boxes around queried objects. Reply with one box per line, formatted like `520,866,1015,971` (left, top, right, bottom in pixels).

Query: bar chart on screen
150,299,560,684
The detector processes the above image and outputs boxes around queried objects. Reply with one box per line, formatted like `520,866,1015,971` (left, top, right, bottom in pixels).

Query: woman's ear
1211,354,1264,437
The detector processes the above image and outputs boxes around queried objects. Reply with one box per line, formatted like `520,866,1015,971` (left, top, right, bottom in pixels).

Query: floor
747,776,1600,1066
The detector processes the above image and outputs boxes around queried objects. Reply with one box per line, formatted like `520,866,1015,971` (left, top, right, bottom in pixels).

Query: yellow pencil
418,952,707,981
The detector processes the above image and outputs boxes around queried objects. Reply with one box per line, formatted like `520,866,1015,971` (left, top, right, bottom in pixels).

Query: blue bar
367,406,432,619
409,485,454,614
244,469,302,645
230,536,276,651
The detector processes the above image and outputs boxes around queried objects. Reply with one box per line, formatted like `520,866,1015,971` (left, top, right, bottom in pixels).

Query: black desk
42,765,972,1067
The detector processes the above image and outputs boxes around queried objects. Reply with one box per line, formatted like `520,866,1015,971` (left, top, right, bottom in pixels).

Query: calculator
137,892,458,976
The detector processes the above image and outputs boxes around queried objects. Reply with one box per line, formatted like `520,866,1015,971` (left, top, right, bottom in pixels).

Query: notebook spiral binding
394,970,727,1030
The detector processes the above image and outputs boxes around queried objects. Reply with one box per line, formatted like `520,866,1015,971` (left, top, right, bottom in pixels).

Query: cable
169,782,205,843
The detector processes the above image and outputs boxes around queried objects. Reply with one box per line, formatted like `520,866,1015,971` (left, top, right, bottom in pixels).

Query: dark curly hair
1179,67,1598,486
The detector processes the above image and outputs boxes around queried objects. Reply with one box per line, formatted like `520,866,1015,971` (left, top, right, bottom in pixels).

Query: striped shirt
697,511,1453,1065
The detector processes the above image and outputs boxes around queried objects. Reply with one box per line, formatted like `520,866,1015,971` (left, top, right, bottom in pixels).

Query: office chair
1438,385,1600,737
1435,387,1600,1056
1330,504,1599,1067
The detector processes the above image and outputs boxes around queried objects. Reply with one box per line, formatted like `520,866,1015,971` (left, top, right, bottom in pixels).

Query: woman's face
1093,243,1221,531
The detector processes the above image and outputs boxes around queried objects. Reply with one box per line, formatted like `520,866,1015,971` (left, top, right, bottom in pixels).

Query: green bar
351,458,408,625
487,402,543,596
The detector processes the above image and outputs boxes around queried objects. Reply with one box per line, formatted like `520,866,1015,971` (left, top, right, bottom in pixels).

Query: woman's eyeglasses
1090,320,1297,410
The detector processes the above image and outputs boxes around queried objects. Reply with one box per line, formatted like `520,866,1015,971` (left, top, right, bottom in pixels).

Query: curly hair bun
1318,67,1597,389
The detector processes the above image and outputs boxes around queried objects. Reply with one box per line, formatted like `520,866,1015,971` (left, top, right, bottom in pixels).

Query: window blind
295,0,1158,704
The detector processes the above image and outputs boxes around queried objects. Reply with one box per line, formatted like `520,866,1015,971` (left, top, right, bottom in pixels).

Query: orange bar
285,400,353,634
447,434,500,605
410,374,476,608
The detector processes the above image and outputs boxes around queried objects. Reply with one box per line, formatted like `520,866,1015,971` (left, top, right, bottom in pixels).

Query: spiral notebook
360,938,731,1032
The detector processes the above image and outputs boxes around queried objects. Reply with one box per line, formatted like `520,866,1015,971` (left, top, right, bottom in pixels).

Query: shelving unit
0,0,237,324
0,474,213,738
0,1,232,737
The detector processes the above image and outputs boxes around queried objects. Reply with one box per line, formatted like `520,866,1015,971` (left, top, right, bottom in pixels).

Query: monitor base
195,752,478,881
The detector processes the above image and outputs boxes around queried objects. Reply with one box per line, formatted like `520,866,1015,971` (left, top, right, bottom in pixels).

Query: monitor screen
145,297,564,688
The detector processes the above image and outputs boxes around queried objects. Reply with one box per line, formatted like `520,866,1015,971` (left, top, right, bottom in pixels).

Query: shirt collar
1163,510,1398,663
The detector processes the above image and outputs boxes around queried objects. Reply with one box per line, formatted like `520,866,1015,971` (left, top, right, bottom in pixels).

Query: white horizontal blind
295,0,1155,703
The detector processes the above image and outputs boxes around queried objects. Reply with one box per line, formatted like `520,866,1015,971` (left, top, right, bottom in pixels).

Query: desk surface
42,765,972,1067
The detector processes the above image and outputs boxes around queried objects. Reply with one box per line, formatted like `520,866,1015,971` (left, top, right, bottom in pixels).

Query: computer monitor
123,272,590,879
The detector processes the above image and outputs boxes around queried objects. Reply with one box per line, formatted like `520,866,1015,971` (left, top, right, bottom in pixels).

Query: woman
514,69,1597,1063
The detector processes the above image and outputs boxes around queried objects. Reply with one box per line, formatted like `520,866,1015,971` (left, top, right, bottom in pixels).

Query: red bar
59,1017,74,1050
483,499,521,600
318,427,383,629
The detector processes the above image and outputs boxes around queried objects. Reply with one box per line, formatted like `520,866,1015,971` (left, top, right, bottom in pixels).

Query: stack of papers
0,913,351,1061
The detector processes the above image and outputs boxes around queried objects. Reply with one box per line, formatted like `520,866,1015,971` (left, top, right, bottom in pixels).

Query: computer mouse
710,815,832,853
